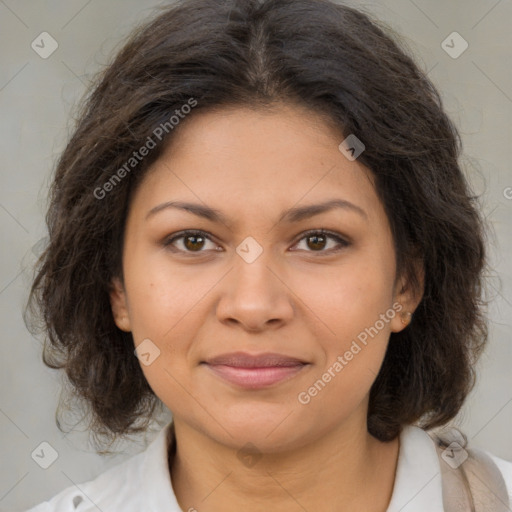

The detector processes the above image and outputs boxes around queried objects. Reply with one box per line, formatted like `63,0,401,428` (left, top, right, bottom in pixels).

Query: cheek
124,248,203,338
296,282,393,421
292,249,395,402
126,260,202,412
296,252,395,341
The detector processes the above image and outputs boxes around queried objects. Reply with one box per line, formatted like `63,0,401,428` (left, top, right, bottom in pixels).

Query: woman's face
110,103,418,452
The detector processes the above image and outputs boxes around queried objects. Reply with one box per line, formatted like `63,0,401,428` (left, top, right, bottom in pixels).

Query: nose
215,250,295,332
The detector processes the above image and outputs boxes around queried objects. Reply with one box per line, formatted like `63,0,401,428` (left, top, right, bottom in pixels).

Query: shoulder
24,449,146,512
24,422,179,512
422,425,512,502
387,425,512,512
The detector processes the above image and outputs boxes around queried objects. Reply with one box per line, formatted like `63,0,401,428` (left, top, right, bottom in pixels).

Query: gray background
1,0,511,510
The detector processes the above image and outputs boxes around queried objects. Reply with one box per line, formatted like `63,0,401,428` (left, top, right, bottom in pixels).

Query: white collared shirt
25,422,512,512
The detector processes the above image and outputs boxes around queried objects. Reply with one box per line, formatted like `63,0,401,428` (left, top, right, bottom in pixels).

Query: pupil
308,234,326,250
185,235,204,251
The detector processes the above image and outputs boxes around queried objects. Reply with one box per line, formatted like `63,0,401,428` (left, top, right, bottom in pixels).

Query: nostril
72,495,84,509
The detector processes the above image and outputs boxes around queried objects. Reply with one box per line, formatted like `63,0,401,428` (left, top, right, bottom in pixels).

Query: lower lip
203,363,307,389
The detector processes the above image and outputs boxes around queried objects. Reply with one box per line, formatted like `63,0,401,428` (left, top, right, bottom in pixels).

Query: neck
169,416,400,512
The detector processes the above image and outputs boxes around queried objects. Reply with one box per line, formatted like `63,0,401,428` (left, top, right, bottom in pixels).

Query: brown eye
163,229,350,256
306,233,327,251
183,234,206,251
293,230,350,254
163,230,218,253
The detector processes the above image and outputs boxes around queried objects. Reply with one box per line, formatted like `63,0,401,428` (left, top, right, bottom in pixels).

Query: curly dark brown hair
25,0,489,452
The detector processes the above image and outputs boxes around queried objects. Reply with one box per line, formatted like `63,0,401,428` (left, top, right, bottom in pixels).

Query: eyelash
162,229,351,256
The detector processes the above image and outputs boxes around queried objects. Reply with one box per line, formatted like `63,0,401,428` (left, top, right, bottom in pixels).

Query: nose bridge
216,238,294,329
235,246,274,288
232,239,280,301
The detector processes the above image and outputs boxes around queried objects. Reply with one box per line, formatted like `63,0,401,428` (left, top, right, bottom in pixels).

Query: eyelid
163,228,351,254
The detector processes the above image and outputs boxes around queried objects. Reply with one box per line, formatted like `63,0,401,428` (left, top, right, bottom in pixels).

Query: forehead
130,103,382,227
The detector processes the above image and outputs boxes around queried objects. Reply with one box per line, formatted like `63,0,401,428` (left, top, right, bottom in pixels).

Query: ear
109,276,132,332
390,258,424,334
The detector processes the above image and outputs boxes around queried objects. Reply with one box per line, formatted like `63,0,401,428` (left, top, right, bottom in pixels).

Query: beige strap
430,429,510,511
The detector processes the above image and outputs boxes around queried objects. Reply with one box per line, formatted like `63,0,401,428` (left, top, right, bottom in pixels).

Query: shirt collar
386,425,444,511
140,421,182,511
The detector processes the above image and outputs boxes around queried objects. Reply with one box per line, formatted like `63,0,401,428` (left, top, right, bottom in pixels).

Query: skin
110,102,423,512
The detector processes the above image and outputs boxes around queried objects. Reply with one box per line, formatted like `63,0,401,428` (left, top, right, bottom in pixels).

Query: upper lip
203,352,308,367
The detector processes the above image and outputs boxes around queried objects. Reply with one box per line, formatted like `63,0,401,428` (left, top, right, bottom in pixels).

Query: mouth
200,352,310,389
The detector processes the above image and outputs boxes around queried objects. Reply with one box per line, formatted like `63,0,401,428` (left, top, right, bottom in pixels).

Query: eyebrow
145,198,368,224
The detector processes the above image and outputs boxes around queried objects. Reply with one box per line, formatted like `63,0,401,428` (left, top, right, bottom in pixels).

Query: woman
24,0,512,510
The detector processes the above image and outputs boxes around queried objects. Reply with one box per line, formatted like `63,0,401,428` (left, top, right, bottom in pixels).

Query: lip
201,352,309,390
204,351,308,367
